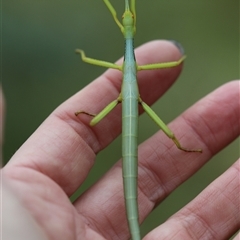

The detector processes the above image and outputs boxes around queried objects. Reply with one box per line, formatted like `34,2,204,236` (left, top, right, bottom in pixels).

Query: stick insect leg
139,98,202,153
75,49,122,70
137,56,186,71
130,0,136,26
76,95,122,126
102,0,124,32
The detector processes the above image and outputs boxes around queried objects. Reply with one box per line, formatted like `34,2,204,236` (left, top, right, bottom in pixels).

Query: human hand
2,41,239,240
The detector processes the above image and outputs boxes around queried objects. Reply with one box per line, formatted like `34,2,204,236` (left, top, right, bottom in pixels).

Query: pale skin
2,41,240,240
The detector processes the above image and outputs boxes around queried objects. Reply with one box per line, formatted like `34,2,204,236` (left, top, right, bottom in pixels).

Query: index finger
4,40,184,196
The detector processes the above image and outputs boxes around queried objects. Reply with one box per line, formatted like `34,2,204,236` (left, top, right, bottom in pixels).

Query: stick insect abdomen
122,37,141,240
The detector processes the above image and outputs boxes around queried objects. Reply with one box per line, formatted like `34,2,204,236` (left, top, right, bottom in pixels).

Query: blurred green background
3,0,239,237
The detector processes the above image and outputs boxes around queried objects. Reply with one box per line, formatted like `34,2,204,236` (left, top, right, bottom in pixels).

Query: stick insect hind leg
75,95,122,126
136,55,202,153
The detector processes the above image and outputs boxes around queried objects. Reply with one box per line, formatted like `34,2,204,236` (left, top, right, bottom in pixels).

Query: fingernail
168,40,185,55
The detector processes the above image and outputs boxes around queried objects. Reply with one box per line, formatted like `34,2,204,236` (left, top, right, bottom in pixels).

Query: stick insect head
122,0,136,37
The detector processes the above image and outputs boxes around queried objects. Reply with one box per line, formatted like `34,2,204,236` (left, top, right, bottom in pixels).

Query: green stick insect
75,0,202,239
